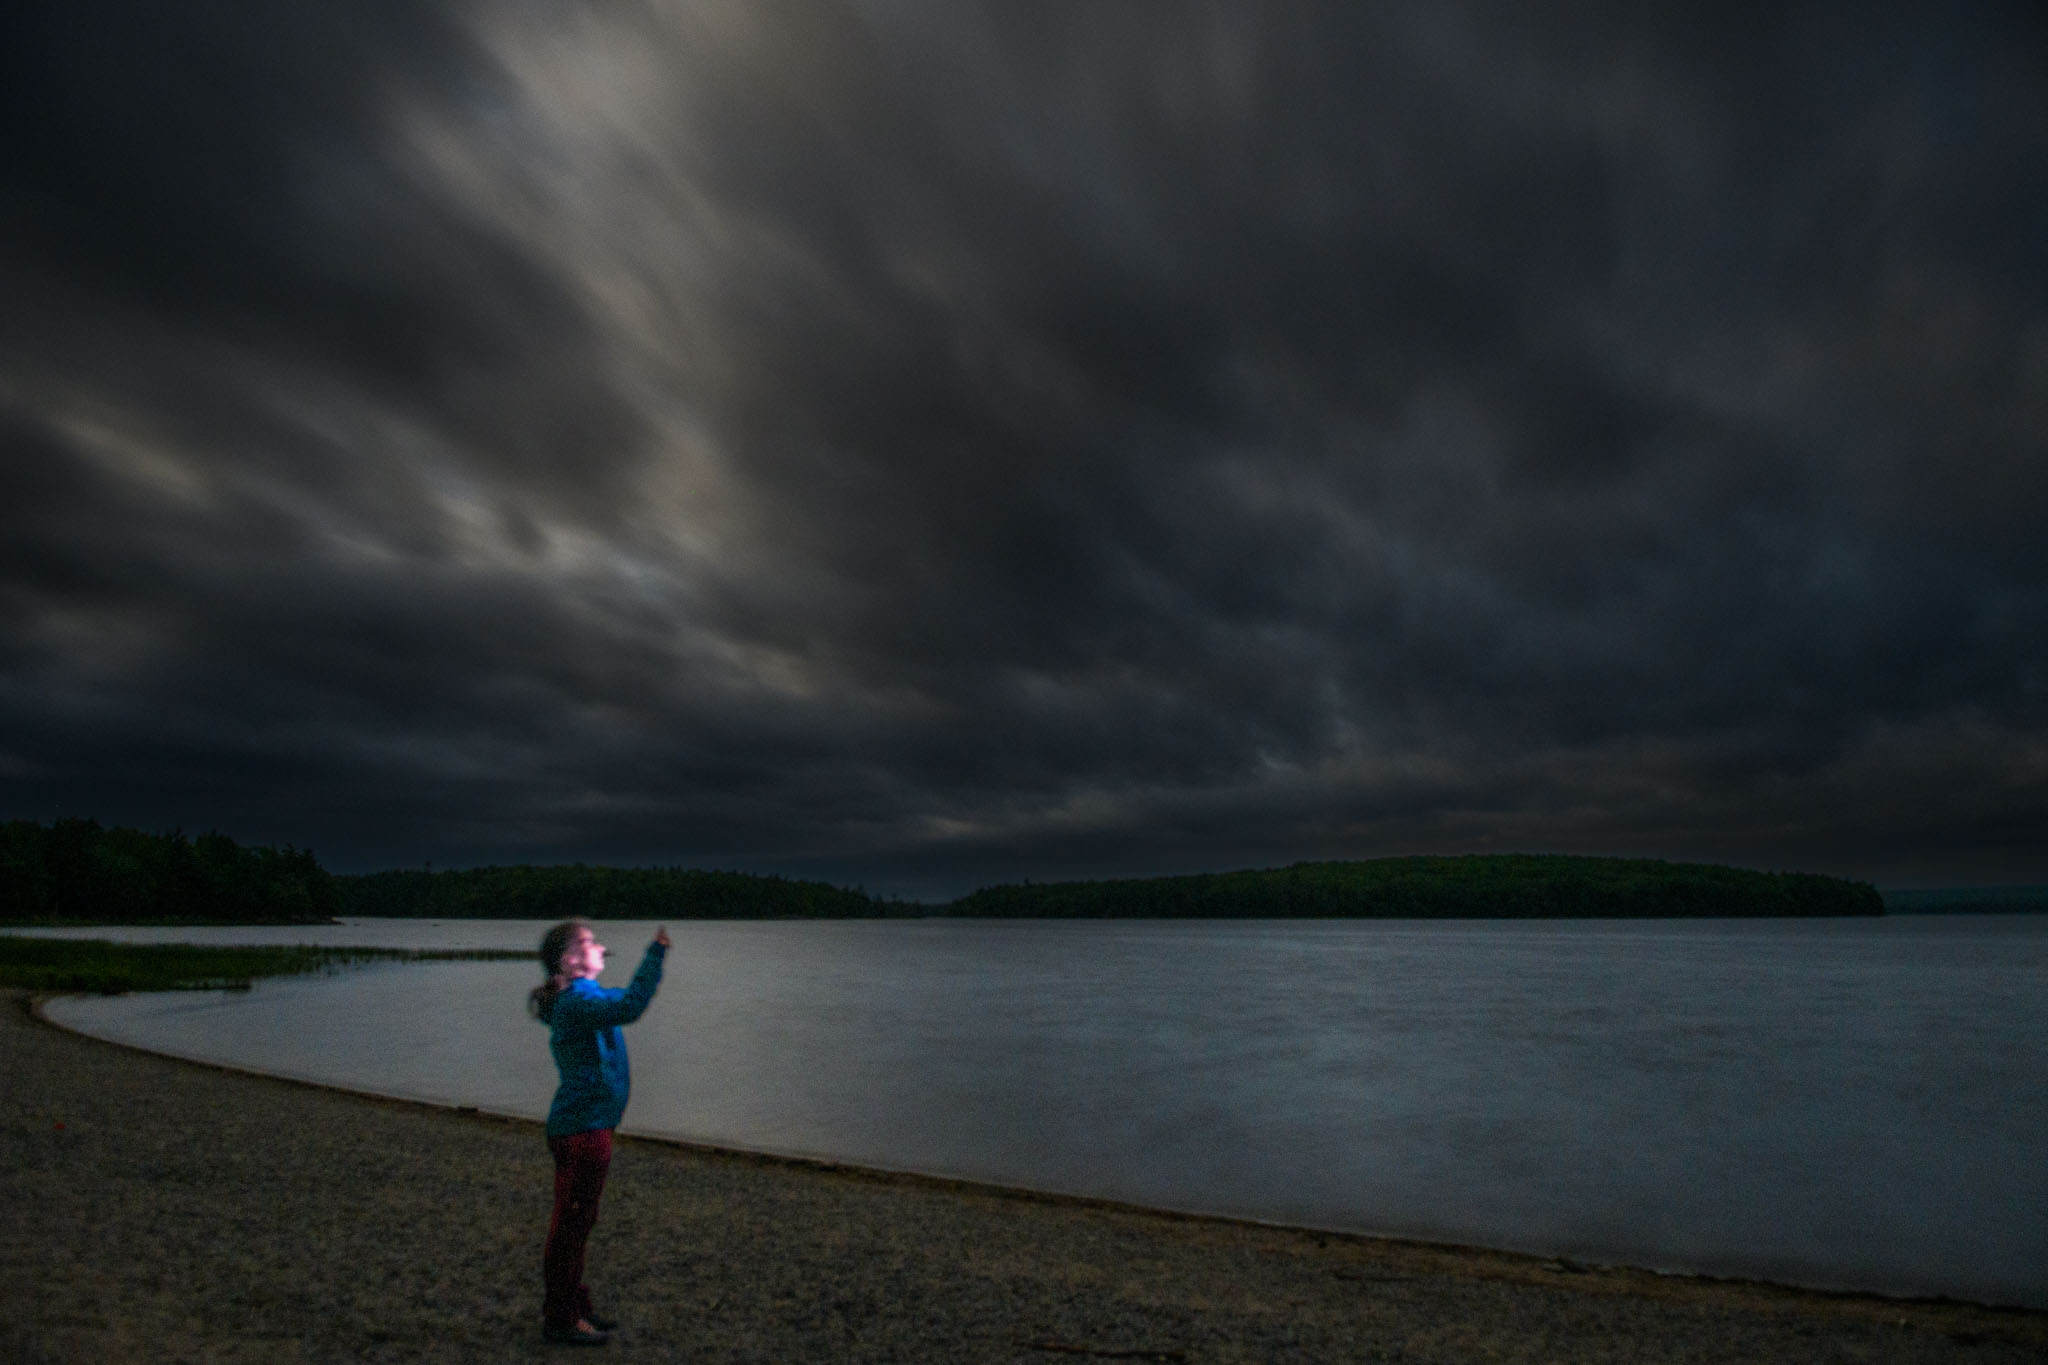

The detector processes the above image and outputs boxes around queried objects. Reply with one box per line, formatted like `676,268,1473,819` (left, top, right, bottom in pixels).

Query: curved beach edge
10,989,2045,1363
25,990,2028,1314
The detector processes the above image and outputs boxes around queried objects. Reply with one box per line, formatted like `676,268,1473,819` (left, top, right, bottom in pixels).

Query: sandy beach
3,990,2041,1364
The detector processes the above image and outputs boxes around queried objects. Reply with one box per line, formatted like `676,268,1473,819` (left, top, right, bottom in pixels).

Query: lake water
36,915,2048,1309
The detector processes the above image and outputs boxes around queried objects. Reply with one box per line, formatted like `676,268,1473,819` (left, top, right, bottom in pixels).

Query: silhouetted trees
337,864,893,919
3,821,1887,924
946,855,1883,918
0,819,340,923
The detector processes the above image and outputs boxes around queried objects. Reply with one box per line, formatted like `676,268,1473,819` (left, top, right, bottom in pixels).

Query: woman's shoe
543,1323,609,1346
584,1312,618,1332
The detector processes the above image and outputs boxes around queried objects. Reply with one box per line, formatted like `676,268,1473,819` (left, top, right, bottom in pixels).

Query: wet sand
3,989,2042,1363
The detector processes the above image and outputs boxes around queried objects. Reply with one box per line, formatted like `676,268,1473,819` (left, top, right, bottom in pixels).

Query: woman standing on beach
530,919,669,1347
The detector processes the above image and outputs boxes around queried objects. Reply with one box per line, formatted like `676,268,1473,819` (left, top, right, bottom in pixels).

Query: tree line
1,818,340,923
338,864,892,920
2,819,1887,923
946,854,1884,918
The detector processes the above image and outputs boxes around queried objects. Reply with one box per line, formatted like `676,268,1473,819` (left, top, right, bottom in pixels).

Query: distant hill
2,820,1890,923
336,863,894,920
1,819,895,924
944,855,1883,919
1880,886,2048,915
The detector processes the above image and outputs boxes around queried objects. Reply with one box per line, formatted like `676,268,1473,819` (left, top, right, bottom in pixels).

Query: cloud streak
4,1,2045,896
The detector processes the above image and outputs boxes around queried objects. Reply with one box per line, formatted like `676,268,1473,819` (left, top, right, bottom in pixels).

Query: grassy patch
0,936,530,994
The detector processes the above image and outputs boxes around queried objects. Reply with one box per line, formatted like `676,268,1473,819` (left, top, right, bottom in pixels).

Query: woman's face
560,927,606,980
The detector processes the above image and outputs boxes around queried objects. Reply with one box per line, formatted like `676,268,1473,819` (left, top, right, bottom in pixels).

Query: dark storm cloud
3,1,2044,896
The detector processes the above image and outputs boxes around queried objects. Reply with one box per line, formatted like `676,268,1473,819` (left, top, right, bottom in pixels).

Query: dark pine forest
2,819,1888,924
1,818,340,924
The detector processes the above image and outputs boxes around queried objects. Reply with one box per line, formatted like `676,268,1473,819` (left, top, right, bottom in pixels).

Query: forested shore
1,819,338,924
3,818,1901,923
948,854,1883,918
0,820,890,924
337,863,892,920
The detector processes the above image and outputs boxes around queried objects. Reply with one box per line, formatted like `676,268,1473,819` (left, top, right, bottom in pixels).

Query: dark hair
530,918,592,1023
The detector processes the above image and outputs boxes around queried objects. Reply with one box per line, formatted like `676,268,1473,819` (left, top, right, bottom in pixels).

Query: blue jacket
546,941,666,1137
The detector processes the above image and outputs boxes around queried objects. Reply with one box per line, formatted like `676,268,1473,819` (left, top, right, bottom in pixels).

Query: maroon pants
543,1127,613,1331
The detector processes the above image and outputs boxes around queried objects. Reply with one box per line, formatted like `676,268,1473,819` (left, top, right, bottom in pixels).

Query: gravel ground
3,990,2042,1364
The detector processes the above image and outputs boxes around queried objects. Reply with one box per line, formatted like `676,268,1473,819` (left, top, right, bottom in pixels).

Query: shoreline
36,996,1939,1309
8,989,2045,1362
36,976,2041,1316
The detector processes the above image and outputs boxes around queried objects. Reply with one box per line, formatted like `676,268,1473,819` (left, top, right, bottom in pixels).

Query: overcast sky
4,2,2044,897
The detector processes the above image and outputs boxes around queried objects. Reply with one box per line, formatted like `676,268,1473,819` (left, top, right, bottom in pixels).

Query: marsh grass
0,936,529,994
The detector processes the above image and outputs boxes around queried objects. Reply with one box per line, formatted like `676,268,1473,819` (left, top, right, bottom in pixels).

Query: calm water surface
39,915,2048,1308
